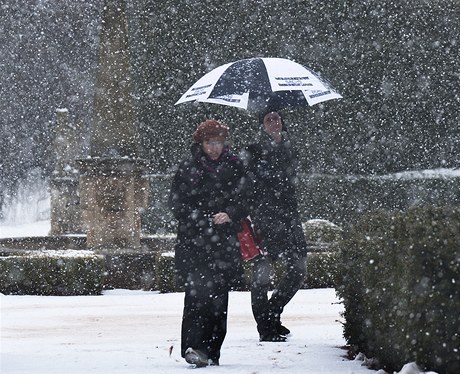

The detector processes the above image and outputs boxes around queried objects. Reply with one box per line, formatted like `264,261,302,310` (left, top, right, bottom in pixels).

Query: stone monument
49,108,83,235
77,0,148,253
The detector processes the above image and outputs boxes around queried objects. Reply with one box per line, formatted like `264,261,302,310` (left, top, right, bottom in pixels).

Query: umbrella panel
209,58,272,98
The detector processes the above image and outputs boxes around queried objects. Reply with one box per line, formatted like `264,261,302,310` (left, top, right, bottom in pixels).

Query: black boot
258,317,287,342
274,321,290,336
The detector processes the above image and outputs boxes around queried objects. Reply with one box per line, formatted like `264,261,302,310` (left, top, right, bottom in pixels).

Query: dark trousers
181,273,229,361
250,252,307,335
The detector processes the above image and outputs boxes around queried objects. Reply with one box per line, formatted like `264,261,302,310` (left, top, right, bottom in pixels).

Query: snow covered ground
2,287,373,374
0,220,51,238
0,221,435,373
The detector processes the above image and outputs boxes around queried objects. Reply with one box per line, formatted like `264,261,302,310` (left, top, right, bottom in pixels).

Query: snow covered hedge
0,250,105,295
336,206,460,373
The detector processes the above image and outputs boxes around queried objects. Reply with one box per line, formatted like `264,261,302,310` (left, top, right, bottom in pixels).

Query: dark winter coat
169,144,248,289
241,131,308,257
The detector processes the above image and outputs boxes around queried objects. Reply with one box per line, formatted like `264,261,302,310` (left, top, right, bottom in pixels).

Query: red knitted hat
192,120,229,143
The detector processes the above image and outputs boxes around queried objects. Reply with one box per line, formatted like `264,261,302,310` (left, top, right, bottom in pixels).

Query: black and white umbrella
175,57,342,112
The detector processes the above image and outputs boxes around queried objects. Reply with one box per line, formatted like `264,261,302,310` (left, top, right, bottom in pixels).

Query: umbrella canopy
175,57,342,112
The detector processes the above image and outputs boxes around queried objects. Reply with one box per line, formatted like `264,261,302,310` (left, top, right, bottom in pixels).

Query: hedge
0,250,105,295
336,206,460,373
154,250,338,293
0,223,339,294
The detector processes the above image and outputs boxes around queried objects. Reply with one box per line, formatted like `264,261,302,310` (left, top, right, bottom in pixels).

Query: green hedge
154,250,338,293
103,252,157,290
336,206,460,373
304,251,338,289
0,234,338,295
155,251,176,293
0,250,105,295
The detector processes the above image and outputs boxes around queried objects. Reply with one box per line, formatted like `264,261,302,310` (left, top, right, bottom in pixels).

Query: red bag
237,217,265,261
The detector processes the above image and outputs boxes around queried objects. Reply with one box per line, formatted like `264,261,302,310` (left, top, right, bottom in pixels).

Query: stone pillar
50,108,83,235
90,0,138,158
78,0,148,253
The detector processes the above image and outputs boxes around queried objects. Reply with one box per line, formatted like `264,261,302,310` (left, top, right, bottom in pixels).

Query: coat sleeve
238,147,260,216
224,160,250,224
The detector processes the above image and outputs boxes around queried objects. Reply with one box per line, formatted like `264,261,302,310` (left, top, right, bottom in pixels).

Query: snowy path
1,288,373,374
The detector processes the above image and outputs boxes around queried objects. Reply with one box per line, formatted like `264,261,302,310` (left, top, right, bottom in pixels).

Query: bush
303,219,343,245
103,252,157,290
242,249,339,291
0,250,105,295
154,248,339,293
155,252,175,293
304,251,338,288
336,206,460,373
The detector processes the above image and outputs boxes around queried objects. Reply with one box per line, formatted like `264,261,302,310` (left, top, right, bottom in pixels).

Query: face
202,137,225,160
263,112,282,135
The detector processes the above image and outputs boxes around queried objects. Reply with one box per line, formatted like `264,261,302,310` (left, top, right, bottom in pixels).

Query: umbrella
175,57,342,112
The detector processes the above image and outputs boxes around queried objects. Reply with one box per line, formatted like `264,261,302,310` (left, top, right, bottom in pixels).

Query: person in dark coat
169,119,248,367
241,110,308,342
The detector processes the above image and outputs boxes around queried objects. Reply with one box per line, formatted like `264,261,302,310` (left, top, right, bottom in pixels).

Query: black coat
169,144,248,289
242,131,308,257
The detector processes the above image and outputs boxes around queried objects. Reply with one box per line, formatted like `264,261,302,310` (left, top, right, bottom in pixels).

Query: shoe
209,359,219,366
259,333,287,342
184,347,209,367
275,322,290,336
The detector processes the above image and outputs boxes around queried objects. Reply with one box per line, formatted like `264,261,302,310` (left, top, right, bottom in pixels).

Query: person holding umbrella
168,119,248,367
241,110,308,342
